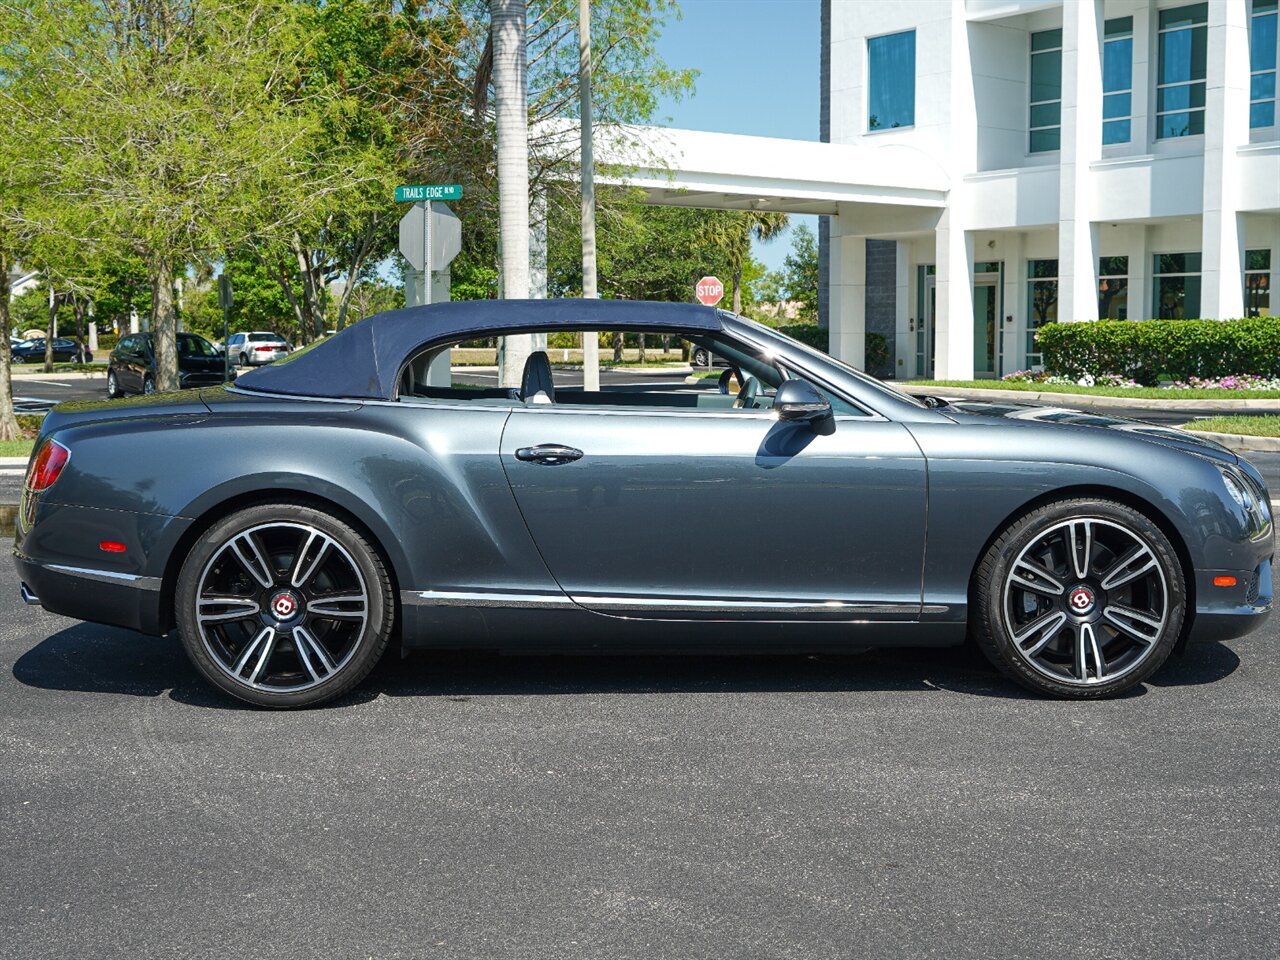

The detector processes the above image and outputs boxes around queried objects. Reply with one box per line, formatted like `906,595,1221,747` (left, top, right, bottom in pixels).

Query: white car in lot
226,331,291,367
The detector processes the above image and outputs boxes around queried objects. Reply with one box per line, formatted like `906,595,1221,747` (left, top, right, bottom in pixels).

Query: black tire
239,352,248,368
106,369,121,398
972,498,1185,699
175,503,395,708
143,375,155,395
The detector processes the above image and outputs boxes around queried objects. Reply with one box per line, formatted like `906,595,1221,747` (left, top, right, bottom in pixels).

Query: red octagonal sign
695,276,724,306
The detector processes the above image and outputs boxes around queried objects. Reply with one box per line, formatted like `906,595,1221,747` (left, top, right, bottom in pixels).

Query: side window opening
397,327,865,415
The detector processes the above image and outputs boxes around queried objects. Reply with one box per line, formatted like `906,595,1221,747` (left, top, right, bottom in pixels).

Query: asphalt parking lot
1,558,1276,959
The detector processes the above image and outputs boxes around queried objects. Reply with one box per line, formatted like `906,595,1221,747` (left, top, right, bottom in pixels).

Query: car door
114,336,137,391
500,399,928,620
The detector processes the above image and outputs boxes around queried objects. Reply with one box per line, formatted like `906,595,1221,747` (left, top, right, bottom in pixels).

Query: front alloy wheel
973,499,1185,698
176,505,394,707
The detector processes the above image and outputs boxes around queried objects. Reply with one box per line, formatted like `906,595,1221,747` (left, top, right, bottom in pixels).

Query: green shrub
1038,318,1280,385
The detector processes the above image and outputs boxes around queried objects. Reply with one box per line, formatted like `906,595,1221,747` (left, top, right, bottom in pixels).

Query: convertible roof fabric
234,298,723,401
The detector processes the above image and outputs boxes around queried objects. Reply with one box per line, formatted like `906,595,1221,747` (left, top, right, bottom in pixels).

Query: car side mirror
773,379,833,430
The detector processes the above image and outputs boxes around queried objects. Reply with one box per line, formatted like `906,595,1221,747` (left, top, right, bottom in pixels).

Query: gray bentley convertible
14,299,1274,707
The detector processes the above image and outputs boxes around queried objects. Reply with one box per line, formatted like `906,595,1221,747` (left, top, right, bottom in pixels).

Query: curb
1179,428,1280,454
1,456,30,467
898,384,1280,411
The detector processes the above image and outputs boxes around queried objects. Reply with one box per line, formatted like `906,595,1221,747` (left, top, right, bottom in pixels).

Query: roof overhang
542,123,950,215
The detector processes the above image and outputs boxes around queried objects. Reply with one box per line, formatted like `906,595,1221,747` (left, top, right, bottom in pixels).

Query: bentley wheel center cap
1068,585,1096,615
270,591,301,621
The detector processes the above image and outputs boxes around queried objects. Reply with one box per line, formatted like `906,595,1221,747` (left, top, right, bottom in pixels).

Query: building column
1001,232,1024,371
1058,0,1103,323
935,208,974,380
828,223,867,370
1201,0,1250,319
893,242,911,380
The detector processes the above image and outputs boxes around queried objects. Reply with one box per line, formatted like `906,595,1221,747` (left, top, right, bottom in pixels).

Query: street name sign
395,184,463,203
695,276,725,306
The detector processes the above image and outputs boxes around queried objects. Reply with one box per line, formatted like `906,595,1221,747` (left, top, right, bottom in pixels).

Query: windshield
178,334,218,357
727,313,928,410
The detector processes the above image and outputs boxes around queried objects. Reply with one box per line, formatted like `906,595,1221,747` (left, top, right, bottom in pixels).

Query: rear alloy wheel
176,504,394,707
692,347,710,367
239,352,248,368
106,370,121,399
973,498,1185,698
143,376,156,395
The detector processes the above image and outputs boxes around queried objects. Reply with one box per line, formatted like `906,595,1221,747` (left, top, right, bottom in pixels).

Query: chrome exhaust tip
20,583,41,606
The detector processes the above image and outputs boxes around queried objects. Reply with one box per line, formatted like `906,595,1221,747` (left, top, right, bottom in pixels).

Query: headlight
1220,466,1270,540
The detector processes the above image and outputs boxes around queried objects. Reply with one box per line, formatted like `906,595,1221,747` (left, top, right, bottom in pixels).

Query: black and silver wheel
106,369,121,399
176,504,394,708
692,347,710,367
973,498,1185,698
143,375,156,395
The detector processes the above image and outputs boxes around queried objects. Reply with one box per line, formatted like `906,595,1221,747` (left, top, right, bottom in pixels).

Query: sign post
217,275,233,383
397,186,464,387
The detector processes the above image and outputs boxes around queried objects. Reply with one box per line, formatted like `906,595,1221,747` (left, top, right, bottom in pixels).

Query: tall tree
701,212,791,315
781,223,819,319
11,0,364,390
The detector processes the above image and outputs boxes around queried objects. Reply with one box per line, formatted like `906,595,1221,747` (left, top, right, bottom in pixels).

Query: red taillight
254,345,275,352
26,439,70,492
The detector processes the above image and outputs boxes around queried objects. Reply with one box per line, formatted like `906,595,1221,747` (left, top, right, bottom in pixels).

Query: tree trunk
492,0,534,388
152,261,179,391
612,330,623,363
638,333,646,363
0,254,19,442
44,287,57,373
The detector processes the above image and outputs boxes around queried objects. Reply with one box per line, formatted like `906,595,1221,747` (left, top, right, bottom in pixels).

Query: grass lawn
1184,416,1280,437
910,380,1280,400
0,439,34,457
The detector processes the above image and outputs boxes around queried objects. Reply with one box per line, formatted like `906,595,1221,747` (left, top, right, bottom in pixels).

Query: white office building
618,0,1278,379
823,0,1280,379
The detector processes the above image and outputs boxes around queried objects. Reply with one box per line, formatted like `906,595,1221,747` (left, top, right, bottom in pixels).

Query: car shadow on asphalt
11,622,1243,710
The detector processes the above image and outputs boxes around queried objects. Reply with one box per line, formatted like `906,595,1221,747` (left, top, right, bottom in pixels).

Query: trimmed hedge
1038,318,1280,385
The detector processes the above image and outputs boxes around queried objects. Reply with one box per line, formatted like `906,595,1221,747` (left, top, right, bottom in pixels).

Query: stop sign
695,276,724,306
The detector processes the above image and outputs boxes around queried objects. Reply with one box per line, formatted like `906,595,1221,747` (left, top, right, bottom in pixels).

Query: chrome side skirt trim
402,589,576,610
574,595,926,615
403,588,937,618
45,563,162,591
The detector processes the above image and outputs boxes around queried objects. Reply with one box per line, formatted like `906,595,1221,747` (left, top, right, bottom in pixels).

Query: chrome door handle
515,444,584,465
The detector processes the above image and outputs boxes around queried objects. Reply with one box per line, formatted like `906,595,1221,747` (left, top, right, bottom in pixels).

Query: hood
940,399,1239,464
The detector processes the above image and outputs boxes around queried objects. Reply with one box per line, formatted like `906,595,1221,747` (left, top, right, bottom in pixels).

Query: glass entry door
921,275,937,378
973,276,999,378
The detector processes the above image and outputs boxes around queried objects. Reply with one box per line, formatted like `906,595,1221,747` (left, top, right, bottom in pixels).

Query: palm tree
702,211,790,314
491,0,534,387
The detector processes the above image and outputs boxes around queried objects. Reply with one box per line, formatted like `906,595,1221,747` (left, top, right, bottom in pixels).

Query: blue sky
652,0,821,272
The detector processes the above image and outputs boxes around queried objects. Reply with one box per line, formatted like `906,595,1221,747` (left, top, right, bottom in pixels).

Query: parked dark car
11,337,91,364
106,332,231,397
16,299,1273,708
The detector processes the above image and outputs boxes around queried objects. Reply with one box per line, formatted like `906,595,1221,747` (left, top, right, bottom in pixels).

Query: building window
1103,18,1134,144
1157,4,1208,139
867,31,916,131
1098,256,1129,319
1027,259,1058,366
1154,253,1202,318
1252,0,1279,128
1029,29,1063,153
1245,249,1273,316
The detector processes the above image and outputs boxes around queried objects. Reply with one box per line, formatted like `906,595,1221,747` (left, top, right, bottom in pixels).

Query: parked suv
226,331,291,366
107,332,231,397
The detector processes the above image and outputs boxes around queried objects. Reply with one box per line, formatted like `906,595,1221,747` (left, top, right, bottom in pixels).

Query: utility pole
579,0,600,392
